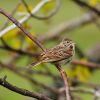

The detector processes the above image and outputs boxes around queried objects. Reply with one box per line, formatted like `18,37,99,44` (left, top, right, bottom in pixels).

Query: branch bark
40,12,99,42
21,0,61,20
55,64,72,100
0,62,59,95
0,45,39,57
72,60,100,69
73,0,100,16
0,76,51,100
0,8,45,51
0,0,50,37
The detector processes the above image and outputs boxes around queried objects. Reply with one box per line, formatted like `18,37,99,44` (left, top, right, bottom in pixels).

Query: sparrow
30,38,75,67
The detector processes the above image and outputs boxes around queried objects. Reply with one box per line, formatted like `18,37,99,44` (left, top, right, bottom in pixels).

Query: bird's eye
70,45,73,49
67,41,69,43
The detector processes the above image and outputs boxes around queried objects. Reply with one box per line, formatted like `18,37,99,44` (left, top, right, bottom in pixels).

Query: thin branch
0,62,59,95
24,68,58,78
59,87,100,99
0,1,21,31
40,12,99,42
21,0,61,20
0,1,21,49
72,60,100,69
0,0,50,37
59,87,94,94
71,87,95,94
0,8,45,51
0,45,39,57
55,64,72,100
0,76,51,100
72,0,100,29
71,79,100,88
72,0,100,16
0,38,8,46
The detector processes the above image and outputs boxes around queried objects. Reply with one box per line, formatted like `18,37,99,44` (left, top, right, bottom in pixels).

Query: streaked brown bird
30,38,75,67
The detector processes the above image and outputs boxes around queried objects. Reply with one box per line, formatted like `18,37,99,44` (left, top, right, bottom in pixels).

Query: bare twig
0,45,39,57
24,69,58,79
0,1,21,49
59,87,94,94
21,0,61,20
55,64,72,100
0,62,59,95
0,0,50,37
71,79,100,88
0,8,45,51
72,0,100,16
59,87,100,99
0,1,21,31
0,76,51,100
40,12,99,42
72,60,100,69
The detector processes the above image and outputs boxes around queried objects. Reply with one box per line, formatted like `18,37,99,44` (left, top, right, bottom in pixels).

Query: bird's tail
28,61,41,68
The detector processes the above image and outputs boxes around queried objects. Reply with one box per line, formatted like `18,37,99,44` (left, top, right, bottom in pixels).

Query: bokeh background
0,0,100,100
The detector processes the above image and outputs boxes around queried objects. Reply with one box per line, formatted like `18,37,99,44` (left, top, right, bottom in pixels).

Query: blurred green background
0,0,100,100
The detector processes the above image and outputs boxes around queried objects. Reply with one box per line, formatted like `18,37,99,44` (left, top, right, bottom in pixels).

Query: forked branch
0,76,51,100
0,8,45,51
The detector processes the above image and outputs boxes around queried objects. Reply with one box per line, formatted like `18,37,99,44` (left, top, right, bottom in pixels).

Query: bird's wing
40,49,72,63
